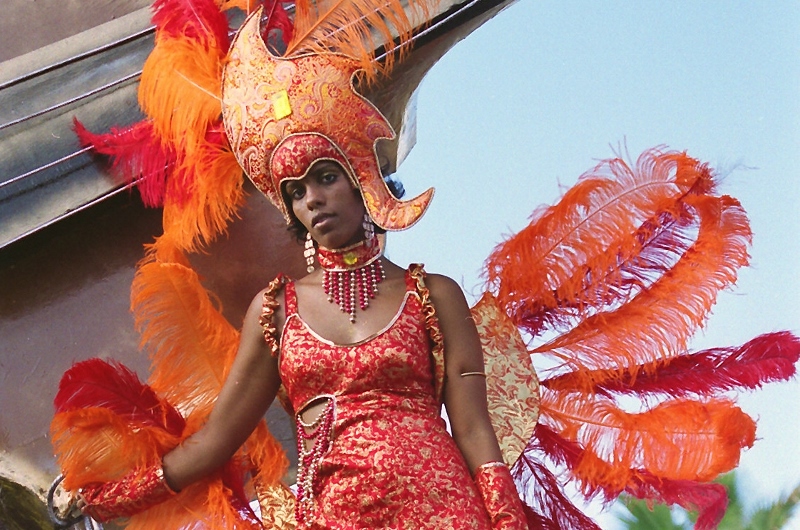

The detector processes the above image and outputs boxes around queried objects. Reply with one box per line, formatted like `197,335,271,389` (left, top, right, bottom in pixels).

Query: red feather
73,118,176,207
544,331,800,397
530,424,729,529
261,0,295,49
513,452,601,530
54,358,184,436
151,0,231,47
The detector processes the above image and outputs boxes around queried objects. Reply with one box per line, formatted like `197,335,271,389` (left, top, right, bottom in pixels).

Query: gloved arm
474,461,528,529
79,462,176,522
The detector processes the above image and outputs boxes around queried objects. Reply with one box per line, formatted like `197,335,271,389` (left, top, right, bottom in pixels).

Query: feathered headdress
221,5,434,230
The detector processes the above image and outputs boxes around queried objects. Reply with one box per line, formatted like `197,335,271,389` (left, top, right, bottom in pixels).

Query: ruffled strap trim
408,264,445,404
260,274,288,358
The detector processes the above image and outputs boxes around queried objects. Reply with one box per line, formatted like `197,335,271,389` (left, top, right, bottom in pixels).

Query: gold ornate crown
221,8,434,231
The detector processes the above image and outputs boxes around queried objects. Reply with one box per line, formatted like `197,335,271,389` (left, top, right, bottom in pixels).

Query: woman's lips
311,213,335,228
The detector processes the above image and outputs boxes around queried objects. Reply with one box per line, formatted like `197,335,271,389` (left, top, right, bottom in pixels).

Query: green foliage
615,472,800,530
0,476,53,530
619,495,684,530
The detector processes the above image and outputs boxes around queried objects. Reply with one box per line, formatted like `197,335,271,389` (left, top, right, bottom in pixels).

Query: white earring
304,232,316,273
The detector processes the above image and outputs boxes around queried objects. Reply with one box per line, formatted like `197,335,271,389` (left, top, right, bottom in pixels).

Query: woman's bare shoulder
423,272,464,296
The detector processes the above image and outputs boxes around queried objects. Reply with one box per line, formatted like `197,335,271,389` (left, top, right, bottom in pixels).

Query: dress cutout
278,269,491,529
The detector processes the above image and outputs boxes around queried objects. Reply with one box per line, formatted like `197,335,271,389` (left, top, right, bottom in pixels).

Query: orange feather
132,238,289,471
162,129,246,253
286,0,435,83
539,388,755,494
139,34,225,156
484,149,719,336
51,408,180,489
533,192,750,389
131,256,239,417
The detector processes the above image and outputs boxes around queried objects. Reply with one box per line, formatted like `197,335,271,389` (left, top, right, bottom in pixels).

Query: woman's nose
304,183,324,208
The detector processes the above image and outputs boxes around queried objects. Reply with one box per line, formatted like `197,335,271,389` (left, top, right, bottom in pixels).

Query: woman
58,2,798,529
72,6,529,527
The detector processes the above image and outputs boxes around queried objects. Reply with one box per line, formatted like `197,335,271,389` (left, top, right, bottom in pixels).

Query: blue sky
387,1,800,526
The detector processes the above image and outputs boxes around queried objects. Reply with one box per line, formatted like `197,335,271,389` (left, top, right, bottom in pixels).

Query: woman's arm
428,274,528,529
162,288,284,490
426,274,503,472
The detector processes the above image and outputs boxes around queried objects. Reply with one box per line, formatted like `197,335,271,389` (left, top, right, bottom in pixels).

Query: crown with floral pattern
221,8,434,230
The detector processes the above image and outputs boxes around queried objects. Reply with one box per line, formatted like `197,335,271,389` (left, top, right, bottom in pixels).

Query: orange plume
139,35,225,157
484,149,724,337
539,389,755,494
286,0,435,83
131,255,239,418
162,130,246,253
51,408,181,489
533,193,751,387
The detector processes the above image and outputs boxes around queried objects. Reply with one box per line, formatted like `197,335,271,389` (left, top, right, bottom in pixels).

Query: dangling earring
363,212,375,242
304,232,316,273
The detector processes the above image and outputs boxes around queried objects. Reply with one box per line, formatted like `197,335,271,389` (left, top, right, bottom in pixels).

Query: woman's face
285,161,367,249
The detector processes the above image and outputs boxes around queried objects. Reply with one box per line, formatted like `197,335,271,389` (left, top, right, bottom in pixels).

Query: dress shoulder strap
260,274,289,358
408,264,445,404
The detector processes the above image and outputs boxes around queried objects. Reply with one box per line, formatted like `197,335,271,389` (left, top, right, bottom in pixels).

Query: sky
386,1,800,527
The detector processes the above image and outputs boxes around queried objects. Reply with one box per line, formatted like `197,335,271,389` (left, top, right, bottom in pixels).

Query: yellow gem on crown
272,90,292,120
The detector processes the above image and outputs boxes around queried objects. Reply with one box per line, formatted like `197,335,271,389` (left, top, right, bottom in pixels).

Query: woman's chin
312,228,365,250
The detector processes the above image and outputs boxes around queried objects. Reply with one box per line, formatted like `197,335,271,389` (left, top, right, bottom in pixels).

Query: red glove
474,462,528,529
79,463,176,522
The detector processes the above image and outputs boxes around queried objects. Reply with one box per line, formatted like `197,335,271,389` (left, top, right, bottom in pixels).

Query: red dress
278,269,492,529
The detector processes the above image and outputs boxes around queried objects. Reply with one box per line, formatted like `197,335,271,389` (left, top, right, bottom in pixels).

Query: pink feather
151,0,231,47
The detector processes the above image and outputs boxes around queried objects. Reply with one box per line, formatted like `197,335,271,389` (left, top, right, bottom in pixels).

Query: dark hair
286,176,406,242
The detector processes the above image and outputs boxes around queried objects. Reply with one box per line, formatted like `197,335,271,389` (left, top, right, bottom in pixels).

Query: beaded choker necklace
317,237,385,323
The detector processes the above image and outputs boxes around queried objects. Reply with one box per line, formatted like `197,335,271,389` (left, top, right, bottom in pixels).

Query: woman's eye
288,187,305,200
321,172,337,183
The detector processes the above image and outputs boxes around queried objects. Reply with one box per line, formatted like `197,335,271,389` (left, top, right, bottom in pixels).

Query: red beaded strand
317,232,384,323
322,261,385,322
295,398,336,528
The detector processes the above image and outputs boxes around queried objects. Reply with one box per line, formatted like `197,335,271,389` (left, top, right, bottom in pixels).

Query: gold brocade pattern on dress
278,269,491,529
471,293,540,467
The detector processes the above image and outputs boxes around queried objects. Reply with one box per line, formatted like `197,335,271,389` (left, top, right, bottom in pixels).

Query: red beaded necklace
317,237,385,323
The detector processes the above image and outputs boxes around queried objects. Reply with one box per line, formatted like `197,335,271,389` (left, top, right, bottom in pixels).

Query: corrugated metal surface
0,8,153,249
